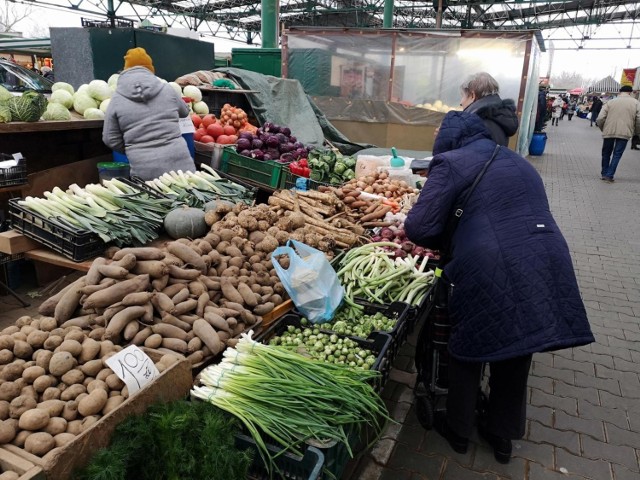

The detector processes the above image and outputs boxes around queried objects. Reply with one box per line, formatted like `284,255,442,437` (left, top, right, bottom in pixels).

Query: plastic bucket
529,132,547,156
98,162,130,182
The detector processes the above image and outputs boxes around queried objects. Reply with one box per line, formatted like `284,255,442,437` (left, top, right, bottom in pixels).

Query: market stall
0,59,442,480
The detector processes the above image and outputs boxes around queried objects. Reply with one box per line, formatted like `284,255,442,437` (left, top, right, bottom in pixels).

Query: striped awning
0,37,51,56
587,76,621,94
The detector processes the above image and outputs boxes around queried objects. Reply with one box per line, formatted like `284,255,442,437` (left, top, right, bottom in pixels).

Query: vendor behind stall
102,48,196,180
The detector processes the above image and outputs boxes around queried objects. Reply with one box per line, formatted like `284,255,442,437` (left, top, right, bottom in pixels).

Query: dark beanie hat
620,85,633,93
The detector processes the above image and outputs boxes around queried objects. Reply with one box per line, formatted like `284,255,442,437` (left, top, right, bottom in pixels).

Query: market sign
620,68,638,88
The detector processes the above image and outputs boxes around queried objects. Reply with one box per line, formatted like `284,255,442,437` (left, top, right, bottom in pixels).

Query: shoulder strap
436,144,501,274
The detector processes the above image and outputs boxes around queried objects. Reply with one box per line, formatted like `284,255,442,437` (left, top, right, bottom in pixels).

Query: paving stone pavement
345,115,640,480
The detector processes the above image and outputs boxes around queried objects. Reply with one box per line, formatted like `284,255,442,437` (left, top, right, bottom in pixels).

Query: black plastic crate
257,313,393,393
0,155,27,188
8,198,105,262
235,433,324,480
292,299,410,365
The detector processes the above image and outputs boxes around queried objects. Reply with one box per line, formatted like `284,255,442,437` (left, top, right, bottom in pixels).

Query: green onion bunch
19,178,175,246
337,242,435,307
191,332,389,476
144,164,254,208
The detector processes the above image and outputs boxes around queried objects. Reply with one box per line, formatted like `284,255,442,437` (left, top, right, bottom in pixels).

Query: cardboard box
0,446,45,480
4,350,192,480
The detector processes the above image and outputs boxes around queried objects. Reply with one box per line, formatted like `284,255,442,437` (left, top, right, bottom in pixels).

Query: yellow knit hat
123,48,155,73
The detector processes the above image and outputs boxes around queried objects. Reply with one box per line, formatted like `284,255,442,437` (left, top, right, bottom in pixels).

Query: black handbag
416,145,501,385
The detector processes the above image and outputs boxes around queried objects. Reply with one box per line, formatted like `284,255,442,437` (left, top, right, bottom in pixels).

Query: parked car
0,59,53,95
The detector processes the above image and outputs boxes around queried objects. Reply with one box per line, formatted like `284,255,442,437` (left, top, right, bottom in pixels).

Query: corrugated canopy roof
0,37,51,56
587,75,621,94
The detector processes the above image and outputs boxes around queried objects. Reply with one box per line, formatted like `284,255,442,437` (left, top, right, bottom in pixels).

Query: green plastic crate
220,147,283,188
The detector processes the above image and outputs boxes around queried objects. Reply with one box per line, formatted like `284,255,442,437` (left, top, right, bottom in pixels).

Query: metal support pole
107,0,116,28
383,0,394,28
435,0,443,28
261,0,278,48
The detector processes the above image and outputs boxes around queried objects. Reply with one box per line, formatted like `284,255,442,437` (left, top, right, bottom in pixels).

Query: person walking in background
405,110,594,465
551,96,563,126
534,85,548,131
596,85,640,183
459,72,519,147
590,96,603,127
567,100,577,121
560,96,568,120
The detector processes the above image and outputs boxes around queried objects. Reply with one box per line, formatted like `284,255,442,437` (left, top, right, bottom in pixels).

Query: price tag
179,117,195,134
105,345,160,396
12,153,23,160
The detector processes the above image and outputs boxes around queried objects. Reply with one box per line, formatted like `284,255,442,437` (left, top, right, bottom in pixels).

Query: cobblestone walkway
346,115,640,480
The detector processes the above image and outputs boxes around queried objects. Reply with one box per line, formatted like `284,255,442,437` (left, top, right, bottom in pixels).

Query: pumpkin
164,206,208,239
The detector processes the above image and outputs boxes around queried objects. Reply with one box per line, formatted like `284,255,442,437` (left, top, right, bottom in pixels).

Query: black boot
434,411,469,454
477,424,512,464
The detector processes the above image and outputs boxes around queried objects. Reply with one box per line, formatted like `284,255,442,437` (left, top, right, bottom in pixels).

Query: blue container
112,133,195,163
529,132,547,156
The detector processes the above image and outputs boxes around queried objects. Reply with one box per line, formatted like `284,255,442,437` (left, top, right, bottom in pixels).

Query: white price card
105,345,160,397
179,117,196,134
12,152,23,160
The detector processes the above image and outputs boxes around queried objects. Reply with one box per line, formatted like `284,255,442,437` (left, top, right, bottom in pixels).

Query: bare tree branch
551,71,598,90
0,1,32,33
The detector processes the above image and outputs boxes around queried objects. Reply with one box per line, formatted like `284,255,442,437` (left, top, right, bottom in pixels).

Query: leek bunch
19,178,174,246
337,242,435,308
192,332,389,476
145,164,254,208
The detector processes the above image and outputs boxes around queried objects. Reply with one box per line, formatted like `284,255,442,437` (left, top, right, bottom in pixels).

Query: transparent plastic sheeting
284,29,540,155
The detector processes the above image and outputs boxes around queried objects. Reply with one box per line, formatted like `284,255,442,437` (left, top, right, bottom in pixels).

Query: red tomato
223,125,236,136
227,135,238,144
191,114,202,128
202,114,217,128
194,129,204,141
206,123,224,139
216,135,231,144
200,135,214,143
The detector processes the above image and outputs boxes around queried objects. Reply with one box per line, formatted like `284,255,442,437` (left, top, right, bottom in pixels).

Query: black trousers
446,354,532,440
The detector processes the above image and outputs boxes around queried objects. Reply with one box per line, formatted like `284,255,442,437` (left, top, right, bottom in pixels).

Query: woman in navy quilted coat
405,111,594,464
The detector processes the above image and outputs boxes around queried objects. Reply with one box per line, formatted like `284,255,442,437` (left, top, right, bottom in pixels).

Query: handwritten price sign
105,346,160,396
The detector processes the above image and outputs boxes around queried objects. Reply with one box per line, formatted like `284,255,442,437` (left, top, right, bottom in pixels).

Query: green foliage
308,149,357,185
74,401,253,480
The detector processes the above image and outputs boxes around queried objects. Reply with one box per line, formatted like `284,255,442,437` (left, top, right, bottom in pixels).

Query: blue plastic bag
271,240,344,324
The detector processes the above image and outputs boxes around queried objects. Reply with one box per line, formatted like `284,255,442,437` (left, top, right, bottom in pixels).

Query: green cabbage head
7,91,47,122
42,103,72,121
83,108,105,120
73,94,98,115
0,102,11,123
88,80,112,102
50,90,74,109
0,86,12,102
52,82,75,95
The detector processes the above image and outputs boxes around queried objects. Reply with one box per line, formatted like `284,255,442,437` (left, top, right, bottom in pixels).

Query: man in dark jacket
590,96,603,127
460,72,519,146
405,111,594,464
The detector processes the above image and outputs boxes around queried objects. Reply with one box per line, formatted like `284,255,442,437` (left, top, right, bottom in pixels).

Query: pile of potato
38,204,288,365
0,316,179,457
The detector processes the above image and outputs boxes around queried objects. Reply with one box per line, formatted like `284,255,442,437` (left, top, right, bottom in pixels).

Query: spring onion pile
192,332,388,476
310,308,398,338
337,242,435,307
19,179,174,246
144,164,254,208
268,323,378,369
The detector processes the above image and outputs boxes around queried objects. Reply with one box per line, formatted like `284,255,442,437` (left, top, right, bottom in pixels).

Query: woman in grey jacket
102,48,196,180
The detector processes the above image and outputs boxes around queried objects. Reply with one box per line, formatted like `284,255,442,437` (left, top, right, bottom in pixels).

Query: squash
164,206,207,239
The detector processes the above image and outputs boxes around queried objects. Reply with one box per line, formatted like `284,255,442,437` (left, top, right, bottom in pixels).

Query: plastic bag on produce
271,240,344,324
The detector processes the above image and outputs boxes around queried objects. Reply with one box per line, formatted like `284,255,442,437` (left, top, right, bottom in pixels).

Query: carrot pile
320,171,419,228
